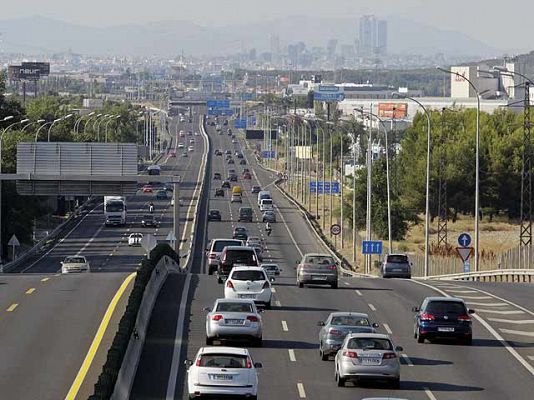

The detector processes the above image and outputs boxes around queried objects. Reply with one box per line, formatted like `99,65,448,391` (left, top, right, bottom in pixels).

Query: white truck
104,196,127,226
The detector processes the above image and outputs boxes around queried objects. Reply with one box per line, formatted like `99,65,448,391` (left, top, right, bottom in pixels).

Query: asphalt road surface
132,117,534,400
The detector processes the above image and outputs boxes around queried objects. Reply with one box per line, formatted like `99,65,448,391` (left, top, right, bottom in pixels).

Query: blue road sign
458,233,472,247
309,181,340,194
314,92,345,102
362,241,383,255
463,260,470,273
241,93,254,100
234,119,247,129
261,150,276,159
207,108,234,116
206,99,230,108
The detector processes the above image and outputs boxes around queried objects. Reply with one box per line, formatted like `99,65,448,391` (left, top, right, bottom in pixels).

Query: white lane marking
165,274,192,399
368,303,376,311
487,318,534,324
288,349,296,362
457,295,493,300
446,289,478,293
281,321,289,331
355,290,363,296
297,383,306,398
528,356,534,361
476,309,525,315
401,354,414,366
275,300,282,307
465,301,509,307
410,279,534,377
344,281,350,286
425,387,438,400
383,323,393,334
499,329,534,338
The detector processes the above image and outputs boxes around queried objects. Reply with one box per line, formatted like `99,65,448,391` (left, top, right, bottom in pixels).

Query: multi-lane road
0,110,206,400
132,118,534,400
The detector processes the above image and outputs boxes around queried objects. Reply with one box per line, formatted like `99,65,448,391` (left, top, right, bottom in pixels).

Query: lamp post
0,115,16,262
47,113,73,142
74,112,95,134
96,114,112,142
105,115,120,142
21,119,45,132
436,66,481,272
393,92,432,276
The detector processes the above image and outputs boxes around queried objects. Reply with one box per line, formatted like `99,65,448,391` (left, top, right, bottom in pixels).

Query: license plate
209,374,233,381
438,327,455,332
226,319,244,325
393,269,402,272
312,275,327,280
360,357,381,365
239,294,256,299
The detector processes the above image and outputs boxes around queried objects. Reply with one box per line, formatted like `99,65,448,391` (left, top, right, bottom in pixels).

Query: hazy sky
2,0,533,50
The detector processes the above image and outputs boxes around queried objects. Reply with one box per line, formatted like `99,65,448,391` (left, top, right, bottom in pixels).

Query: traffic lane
0,274,54,316
0,272,131,400
341,276,534,399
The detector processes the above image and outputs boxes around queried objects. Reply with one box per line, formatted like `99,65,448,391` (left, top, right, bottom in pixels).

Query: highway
132,117,534,400
0,109,207,400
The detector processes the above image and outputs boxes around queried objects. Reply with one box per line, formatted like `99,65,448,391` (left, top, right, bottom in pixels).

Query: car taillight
420,313,435,321
383,352,397,359
343,350,358,358
247,315,259,322
262,281,270,289
212,314,223,321
458,315,471,322
328,265,337,270
226,280,234,289
196,357,202,366
329,329,342,336
209,254,216,259
246,357,253,368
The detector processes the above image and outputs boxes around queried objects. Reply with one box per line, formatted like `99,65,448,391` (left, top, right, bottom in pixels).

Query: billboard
245,129,278,140
8,62,50,81
377,103,408,119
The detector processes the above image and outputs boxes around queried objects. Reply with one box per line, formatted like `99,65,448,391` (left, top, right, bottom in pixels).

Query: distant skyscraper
270,34,280,65
327,39,338,59
358,15,387,57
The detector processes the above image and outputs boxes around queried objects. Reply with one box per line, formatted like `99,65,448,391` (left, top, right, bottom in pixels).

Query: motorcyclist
265,222,272,236
149,202,155,213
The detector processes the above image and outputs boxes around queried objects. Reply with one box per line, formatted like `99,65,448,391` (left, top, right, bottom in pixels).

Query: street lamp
393,92,432,277
105,115,120,142
22,119,45,132
0,115,16,262
96,114,113,141
47,113,73,142
436,66,481,272
74,112,95,134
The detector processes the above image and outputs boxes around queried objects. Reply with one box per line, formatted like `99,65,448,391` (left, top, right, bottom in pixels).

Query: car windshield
210,210,220,215
304,255,334,265
347,338,393,350
231,270,266,281
331,316,370,326
426,301,467,315
143,215,154,220
216,302,254,313
64,257,85,263
213,240,241,252
199,354,248,368
264,265,277,270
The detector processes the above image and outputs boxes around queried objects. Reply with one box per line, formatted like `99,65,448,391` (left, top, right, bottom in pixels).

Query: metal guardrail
425,269,534,283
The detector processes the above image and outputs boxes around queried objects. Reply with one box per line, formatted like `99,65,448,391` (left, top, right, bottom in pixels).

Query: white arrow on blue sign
458,233,472,247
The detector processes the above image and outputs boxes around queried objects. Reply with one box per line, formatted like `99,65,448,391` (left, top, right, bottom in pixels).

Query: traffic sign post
314,85,345,102
166,231,177,248
458,233,472,247
456,245,474,274
8,234,20,261
141,234,158,259
330,224,341,236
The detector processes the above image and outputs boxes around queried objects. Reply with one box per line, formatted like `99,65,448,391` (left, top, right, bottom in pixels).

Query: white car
189,138,195,144
186,347,261,399
224,266,273,308
261,263,281,277
194,131,199,136
61,256,90,273
188,145,195,152
128,233,143,246
178,143,184,149
179,130,185,136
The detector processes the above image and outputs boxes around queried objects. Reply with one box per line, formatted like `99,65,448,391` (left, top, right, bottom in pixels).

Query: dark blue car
413,297,474,345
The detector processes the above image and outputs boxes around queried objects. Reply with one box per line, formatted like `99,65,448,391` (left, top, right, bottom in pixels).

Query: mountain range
0,15,500,58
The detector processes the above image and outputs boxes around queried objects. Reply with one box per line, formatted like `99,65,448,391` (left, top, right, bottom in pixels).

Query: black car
229,175,238,182
251,186,261,193
228,159,235,165
232,226,248,241
237,153,244,159
215,188,225,197
141,214,158,227
238,207,253,222
239,159,247,165
208,209,222,221
223,120,228,126
213,172,222,180
221,180,231,189
413,297,474,345
225,150,231,155
215,149,222,156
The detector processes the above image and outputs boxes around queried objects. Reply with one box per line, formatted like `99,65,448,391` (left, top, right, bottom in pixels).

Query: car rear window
216,302,254,313
199,354,248,368
331,316,370,326
212,240,241,252
426,301,467,315
65,257,85,263
231,270,266,281
387,255,409,263
347,338,392,350
225,250,257,265
304,255,335,265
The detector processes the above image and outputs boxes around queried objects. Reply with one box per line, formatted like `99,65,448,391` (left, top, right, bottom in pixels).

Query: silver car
335,333,403,388
297,253,339,289
204,298,263,346
318,312,378,360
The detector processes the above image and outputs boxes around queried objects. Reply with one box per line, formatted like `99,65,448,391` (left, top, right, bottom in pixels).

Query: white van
259,198,274,212
257,191,271,207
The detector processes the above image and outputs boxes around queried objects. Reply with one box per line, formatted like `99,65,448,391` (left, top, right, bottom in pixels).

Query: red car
169,150,176,157
243,172,252,180
142,185,153,193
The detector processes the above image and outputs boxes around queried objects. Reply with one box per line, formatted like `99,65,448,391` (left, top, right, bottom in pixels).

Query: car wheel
320,344,329,361
331,282,338,289
205,336,214,345
208,267,214,276
217,276,223,284
390,377,401,389
416,329,425,343
298,280,304,288
335,369,346,387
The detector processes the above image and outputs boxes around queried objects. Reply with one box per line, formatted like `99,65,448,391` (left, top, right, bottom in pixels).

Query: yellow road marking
25,288,36,295
64,272,136,400
41,277,50,282
6,303,18,312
